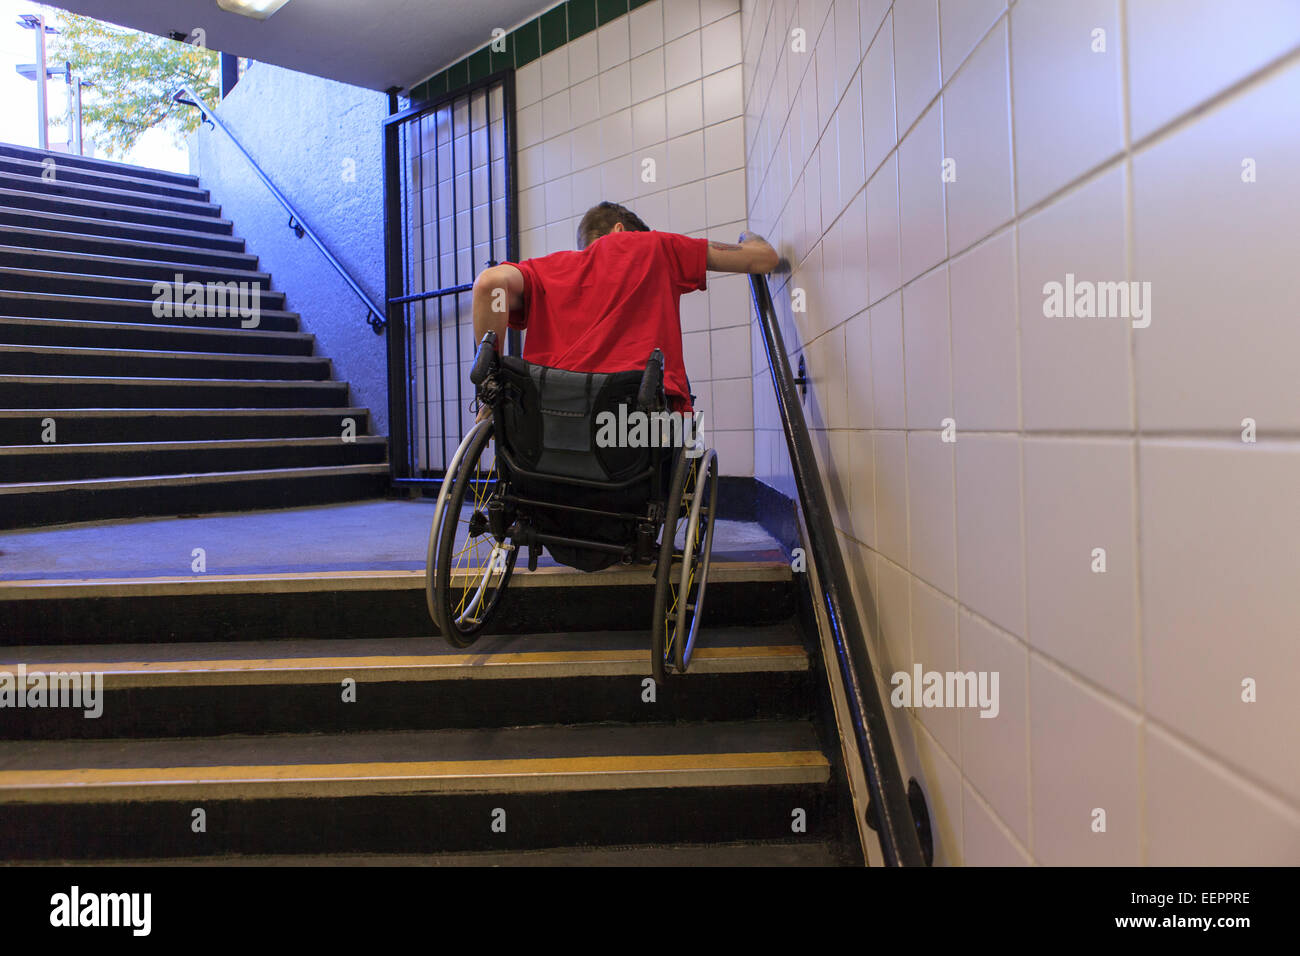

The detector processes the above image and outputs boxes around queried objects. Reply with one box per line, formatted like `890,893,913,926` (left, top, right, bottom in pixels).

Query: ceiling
40,0,549,92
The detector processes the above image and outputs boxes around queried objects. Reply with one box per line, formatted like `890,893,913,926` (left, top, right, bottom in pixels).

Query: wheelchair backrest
494,355,652,483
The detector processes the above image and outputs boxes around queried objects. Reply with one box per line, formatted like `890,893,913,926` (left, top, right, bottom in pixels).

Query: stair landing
0,498,787,586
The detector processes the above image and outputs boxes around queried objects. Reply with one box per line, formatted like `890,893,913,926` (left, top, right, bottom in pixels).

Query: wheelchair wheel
650,442,719,681
426,419,518,647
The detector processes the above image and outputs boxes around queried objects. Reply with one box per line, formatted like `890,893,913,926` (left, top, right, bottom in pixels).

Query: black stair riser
0,176,219,217
0,229,254,268
0,295,298,331
0,468,388,531
0,785,834,861
0,350,327,381
0,580,796,645
0,158,209,201
0,210,243,252
0,191,230,234
0,249,265,286
0,144,199,188
0,411,367,445
0,378,345,409
0,271,284,309
0,321,312,357
0,672,814,740
0,441,384,483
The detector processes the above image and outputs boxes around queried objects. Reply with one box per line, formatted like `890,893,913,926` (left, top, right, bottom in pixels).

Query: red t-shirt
504,229,707,411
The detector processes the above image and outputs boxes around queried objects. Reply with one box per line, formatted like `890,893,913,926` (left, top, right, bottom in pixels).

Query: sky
0,0,187,171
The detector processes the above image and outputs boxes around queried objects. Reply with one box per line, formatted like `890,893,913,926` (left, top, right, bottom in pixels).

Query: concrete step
0,143,200,188
9,841,848,866
0,155,210,202
0,171,221,218
0,344,328,381
0,372,345,409
0,434,386,483
0,244,269,286
0,559,793,643
0,188,231,235
0,463,390,530
0,625,810,737
0,265,285,310
0,290,299,331
0,720,832,860
0,206,244,252
0,406,370,445
0,316,314,356
0,225,255,269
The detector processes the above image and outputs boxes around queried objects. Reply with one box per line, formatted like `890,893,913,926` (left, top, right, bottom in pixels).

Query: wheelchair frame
425,331,720,681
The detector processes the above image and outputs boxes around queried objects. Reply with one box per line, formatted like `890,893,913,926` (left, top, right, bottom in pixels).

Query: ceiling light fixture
215,0,293,20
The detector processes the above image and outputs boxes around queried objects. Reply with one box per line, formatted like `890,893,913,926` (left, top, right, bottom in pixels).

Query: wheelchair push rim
427,419,517,646
674,447,719,673
650,440,718,681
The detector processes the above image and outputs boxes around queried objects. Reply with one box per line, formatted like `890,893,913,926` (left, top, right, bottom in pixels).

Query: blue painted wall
188,62,390,435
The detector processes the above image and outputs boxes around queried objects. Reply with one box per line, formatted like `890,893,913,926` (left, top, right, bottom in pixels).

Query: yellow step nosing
0,750,831,802
0,561,791,600
0,645,810,686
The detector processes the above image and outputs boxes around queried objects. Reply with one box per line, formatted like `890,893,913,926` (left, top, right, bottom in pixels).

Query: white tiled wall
742,0,1300,865
514,0,755,473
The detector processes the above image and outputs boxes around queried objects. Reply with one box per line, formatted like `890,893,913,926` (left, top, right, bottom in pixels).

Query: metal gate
382,70,519,484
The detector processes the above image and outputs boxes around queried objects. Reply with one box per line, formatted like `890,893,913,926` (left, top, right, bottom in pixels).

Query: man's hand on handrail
705,232,781,274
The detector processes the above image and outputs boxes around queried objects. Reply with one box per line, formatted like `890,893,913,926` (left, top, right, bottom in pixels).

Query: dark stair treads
0,188,230,233
0,172,221,217
0,719,824,795
0,143,200,188
0,245,270,286
0,316,314,356
27,842,846,867
0,291,299,331
0,463,390,529
0,720,831,859
0,407,369,444
0,226,256,269
0,266,283,309
0,563,797,644
0,207,244,251
0,373,346,408
0,625,810,737
0,345,326,381
0,436,386,483
0,155,210,201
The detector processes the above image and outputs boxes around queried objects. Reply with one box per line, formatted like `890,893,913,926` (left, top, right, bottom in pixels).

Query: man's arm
470,264,525,422
705,232,781,274
471,263,525,347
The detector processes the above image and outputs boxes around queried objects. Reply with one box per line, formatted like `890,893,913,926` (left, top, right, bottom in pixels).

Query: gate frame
382,68,520,485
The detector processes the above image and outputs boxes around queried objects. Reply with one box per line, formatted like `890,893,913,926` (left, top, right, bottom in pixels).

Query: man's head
576,201,650,249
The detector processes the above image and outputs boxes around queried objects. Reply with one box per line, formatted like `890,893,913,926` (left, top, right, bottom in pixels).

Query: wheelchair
425,330,720,682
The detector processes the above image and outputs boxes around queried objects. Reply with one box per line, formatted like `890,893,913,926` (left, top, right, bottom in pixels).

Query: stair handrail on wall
748,269,929,867
173,85,387,334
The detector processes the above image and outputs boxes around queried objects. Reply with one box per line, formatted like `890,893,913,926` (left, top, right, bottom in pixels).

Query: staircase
0,551,860,864
0,143,388,530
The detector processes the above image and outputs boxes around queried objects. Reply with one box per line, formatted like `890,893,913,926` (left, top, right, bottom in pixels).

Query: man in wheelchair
427,201,778,680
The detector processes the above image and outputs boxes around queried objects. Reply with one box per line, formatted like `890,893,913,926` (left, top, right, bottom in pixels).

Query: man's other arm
704,232,780,274
471,263,525,346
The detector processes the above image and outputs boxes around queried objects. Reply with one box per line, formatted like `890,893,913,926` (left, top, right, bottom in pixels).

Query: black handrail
748,270,927,867
172,85,387,334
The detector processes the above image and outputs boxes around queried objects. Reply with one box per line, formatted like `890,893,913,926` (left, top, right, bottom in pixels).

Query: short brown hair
576,201,650,249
